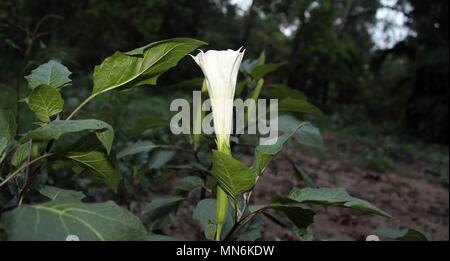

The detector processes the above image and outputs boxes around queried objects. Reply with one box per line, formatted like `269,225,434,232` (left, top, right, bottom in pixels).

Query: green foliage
2,187,146,241
288,187,391,218
0,37,397,242
0,109,16,141
63,150,119,191
193,199,234,240
21,120,114,154
28,85,64,123
212,150,256,197
24,60,72,90
374,227,429,241
174,176,204,196
92,38,206,97
11,142,30,167
278,115,324,150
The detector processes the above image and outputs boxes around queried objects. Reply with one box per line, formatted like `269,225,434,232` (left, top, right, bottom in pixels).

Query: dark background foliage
1,0,448,144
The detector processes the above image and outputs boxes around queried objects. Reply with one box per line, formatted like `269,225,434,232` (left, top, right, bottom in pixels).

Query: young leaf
28,85,64,123
0,109,17,141
212,150,256,197
3,197,146,240
64,151,120,191
24,60,72,89
21,119,114,154
92,38,206,97
288,187,391,218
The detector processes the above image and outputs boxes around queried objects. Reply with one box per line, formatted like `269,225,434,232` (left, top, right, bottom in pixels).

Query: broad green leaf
288,187,391,218
24,60,72,89
11,142,30,167
192,199,234,240
251,122,308,175
64,150,119,191
264,84,306,100
0,109,16,141
278,115,324,150
21,120,113,154
251,63,284,80
143,196,184,215
117,141,158,159
28,85,64,122
38,185,86,201
174,176,204,196
374,227,429,241
3,198,146,240
92,38,206,97
212,150,256,197
279,98,323,116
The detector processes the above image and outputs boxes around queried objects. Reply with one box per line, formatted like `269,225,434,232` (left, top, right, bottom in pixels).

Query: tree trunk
240,0,257,45
339,0,354,31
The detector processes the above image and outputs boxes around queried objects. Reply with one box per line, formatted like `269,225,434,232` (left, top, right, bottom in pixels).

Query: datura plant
0,38,399,241
191,48,245,240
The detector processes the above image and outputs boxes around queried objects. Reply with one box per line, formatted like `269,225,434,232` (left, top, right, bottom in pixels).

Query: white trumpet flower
191,48,245,151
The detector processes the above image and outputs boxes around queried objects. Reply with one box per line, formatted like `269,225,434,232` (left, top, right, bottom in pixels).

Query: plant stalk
215,142,230,241
66,95,94,120
0,153,52,188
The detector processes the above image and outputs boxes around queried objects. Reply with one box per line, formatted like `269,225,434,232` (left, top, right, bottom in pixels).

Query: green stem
0,153,52,188
215,142,230,241
215,186,228,241
66,95,94,120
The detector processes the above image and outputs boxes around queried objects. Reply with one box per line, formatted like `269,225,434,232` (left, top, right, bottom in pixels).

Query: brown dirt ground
161,135,449,241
